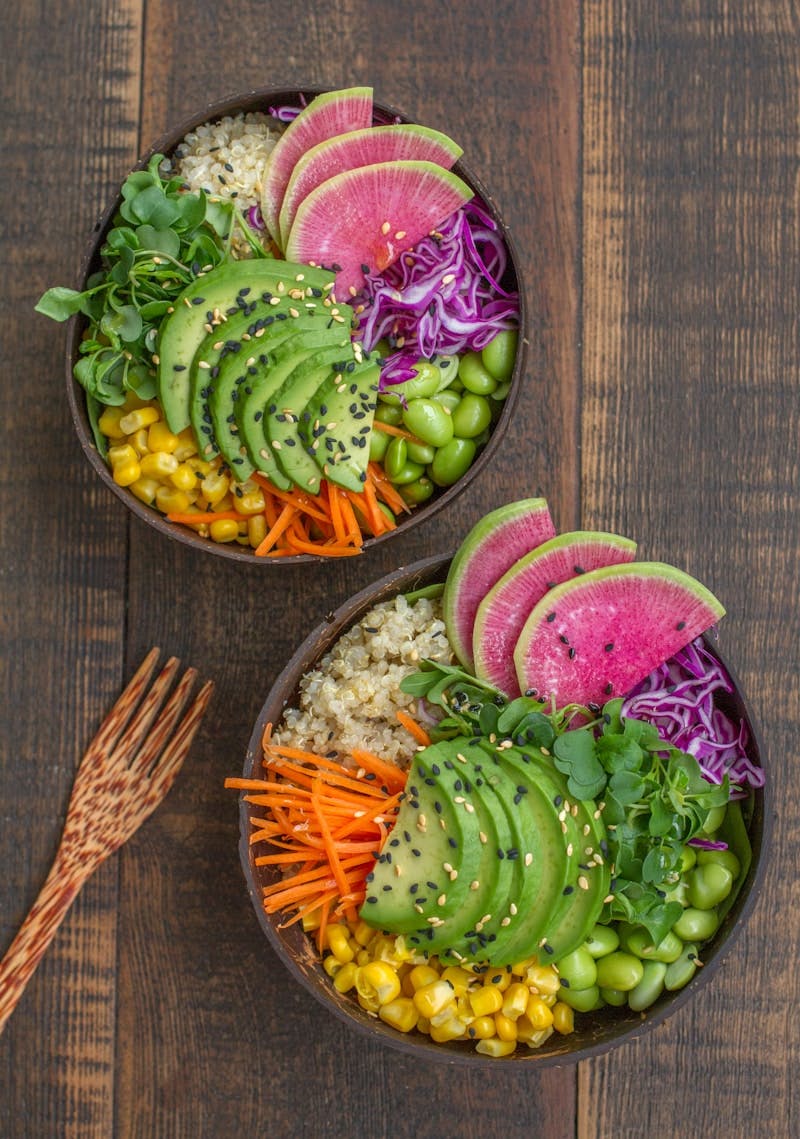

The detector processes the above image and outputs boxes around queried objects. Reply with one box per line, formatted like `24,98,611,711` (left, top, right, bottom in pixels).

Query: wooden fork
0,648,214,1035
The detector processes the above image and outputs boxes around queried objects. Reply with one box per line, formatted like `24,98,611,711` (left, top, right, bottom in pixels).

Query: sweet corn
467,1015,496,1040
475,1037,516,1058
440,966,473,997
147,420,180,453
356,962,402,1007
378,997,418,1034
524,995,555,1030
323,955,342,980
332,962,358,994
494,1012,518,1042
209,518,239,543
155,486,190,514
429,1017,469,1043
97,406,127,439
501,982,530,1021
413,980,456,1019
171,463,200,492
119,406,160,434
484,968,513,992
407,964,440,992
552,1001,575,1035
236,488,267,515
140,451,179,479
351,920,377,947
174,427,199,461
526,963,562,996
112,458,141,487
129,476,160,505
200,471,229,505
247,514,267,549
130,427,151,456
327,924,355,964
468,984,503,1018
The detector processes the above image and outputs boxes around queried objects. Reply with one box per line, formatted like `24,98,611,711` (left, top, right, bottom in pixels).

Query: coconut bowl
64,87,526,564
236,553,771,1066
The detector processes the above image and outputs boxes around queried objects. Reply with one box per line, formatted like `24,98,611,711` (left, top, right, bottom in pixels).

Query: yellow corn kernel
247,513,267,549
302,911,321,934
440,966,473,998
526,963,562,996
356,962,402,1007
129,428,150,456
322,955,342,980
475,1037,516,1058
407,964,440,992
211,492,235,514
154,486,190,514
415,1015,431,1035
97,406,127,439
552,1000,575,1035
429,1017,469,1043
112,458,142,487
186,456,212,476
351,920,376,947
147,420,179,453
129,476,160,506
468,984,503,1018
467,1015,496,1040
200,470,230,505
357,991,380,1015
170,462,199,492
209,518,240,543
510,956,537,977
108,443,138,466
484,968,512,992
122,391,150,412
413,980,456,1019
524,995,554,1030
235,488,266,515
378,997,419,1034
332,962,358,994
519,1025,555,1049
494,1012,518,1042
501,982,530,1021
140,451,179,479
119,406,160,434
173,427,199,461
327,924,354,964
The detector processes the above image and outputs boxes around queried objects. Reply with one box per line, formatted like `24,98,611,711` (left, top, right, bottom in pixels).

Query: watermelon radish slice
278,124,463,249
261,87,374,246
513,562,726,709
473,531,637,698
442,499,557,670
285,160,474,300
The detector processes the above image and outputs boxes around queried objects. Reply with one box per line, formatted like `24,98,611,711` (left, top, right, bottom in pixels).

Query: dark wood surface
1,1,796,1135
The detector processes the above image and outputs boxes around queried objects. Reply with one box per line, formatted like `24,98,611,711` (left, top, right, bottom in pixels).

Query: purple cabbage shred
621,637,763,799
353,201,520,389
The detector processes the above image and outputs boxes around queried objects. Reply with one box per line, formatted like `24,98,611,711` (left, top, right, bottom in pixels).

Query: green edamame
458,351,498,395
557,984,601,1013
378,361,441,404
687,863,734,910
432,389,461,413
481,329,518,381
555,946,598,991
672,906,720,942
402,399,454,448
598,987,628,1007
406,440,435,465
429,438,477,486
387,459,425,485
374,402,404,426
696,847,741,880
701,804,726,834
628,961,667,1011
584,924,620,958
383,436,408,480
451,393,492,438
399,476,435,505
664,943,698,991
594,951,644,993
369,430,390,462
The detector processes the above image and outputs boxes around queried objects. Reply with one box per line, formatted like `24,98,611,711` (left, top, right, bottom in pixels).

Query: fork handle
0,854,89,1035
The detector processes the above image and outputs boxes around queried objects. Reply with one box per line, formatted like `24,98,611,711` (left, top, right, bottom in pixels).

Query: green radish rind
278,123,464,251
513,562,726,709
472,530,638,698
442,499,556,671
261,87,374,246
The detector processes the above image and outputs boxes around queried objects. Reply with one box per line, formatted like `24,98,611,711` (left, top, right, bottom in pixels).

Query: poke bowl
41,86,525,563
230,499,770,1065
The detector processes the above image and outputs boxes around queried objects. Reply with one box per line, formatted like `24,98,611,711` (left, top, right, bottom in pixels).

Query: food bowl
236,553,770,1065
62,87,526,564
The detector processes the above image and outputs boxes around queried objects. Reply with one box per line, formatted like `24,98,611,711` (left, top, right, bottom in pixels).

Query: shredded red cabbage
622,637,763,800
267,96,305,122
353,202,520,388
247,204,266,231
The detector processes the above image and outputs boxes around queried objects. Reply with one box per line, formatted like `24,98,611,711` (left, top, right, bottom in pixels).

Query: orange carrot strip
324,481,348,544
395,709,432,747
349,748,408,793
372,420,426,444
367,462,410,514
253,502,296,557
283,536,362,557
251,473,330,522
167,509,249,524
337,489,363,547
361,479,393,534
310,779,358,920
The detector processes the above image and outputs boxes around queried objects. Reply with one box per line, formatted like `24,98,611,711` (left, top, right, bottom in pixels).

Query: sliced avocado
265,348,364,494
157,259,337,432
299,356,381,492
189,304,332,462
208,326,347,478
360,747,483,937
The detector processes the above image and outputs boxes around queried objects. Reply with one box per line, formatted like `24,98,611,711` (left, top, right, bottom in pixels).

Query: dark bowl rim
236,552,773,1067
64,85,528,566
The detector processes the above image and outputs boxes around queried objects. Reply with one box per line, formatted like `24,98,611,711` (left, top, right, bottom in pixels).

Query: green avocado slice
157,259,337,432
299,357,381,492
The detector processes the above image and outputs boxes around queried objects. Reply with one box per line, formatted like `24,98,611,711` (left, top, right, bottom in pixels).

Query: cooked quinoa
172,111,282,210
274,595,454,767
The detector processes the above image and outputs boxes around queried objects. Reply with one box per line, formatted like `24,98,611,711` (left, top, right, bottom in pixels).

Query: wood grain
580,2,798,1136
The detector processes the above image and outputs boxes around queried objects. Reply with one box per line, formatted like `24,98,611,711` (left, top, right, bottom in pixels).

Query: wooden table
2,2,796,1135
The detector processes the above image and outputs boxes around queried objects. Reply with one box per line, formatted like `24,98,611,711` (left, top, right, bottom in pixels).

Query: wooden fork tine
127,665,199,776
134,680,216,821
82,647,162,762
108,655,182,769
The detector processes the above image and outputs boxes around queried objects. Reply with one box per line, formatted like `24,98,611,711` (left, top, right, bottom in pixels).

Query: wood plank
0,1,142,1135
580,1,798,1135
112,2,582,1136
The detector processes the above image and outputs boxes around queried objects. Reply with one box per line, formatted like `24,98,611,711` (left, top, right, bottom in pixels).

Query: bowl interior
238,554,771,1066
66,87,527,564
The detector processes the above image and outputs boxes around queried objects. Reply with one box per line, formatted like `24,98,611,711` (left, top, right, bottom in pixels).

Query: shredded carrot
254,502,296,556
395,709,432,747
166,509,249,524
337,490,364,546
368,461,411,514
372,420,426,444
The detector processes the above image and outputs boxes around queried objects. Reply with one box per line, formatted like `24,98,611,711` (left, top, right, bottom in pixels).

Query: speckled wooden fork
0,648,214,1035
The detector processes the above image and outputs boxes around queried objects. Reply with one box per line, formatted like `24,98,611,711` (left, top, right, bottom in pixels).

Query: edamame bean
402,399,454,448
679,845,697,872
429,438,477,486
458,351,498,395
624,929,684,964
584,924,620,958
556,946,598,991
628,961,667,1011
687,863,734,910
387,459,425,485
701,805,726,834
399,476,435,505
379,361,441,404
594,952,644,992
374,401,404,426
451,393,492,438
672,906,720,942
489,379,512,402
369,430,390,462
383,436,408,480
599,987,628,1007
406,440,435,465
696,847,741,880
481,330,518,380
557,984,601,1013
432,389,462,413
664,943,698,991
